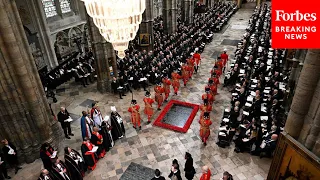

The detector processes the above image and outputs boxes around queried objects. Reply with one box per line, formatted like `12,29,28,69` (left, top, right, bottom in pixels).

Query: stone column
163,0,178,34
312,133,320,157
27,0,59,69
87,16,111,92
139,0,154,52
285,50,320,139
181,0,194,24
288,58,299,89
0,0,62,163
298,79,320,149
106,42,118,78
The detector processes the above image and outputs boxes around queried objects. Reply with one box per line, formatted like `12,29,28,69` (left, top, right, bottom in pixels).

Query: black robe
40,146,55,170
80,143,96,168
64,150,85,180
90,133,106,156
38,173,55,180
100,121,114,150
110,112,125,141
50,161,71,180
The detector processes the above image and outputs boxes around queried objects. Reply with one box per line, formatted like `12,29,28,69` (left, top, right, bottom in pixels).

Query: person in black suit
151,169,165,180
184,152,195,180
1,139,21,174
57,107,74,139
0,152,11,179
111,77,125,99
256,134,278,158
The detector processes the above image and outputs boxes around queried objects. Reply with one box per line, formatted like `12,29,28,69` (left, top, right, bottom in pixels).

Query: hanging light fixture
81,0,146,58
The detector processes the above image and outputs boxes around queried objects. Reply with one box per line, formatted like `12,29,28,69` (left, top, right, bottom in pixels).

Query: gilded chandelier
81,0,146,58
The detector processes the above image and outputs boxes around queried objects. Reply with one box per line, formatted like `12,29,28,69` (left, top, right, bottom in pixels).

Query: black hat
203,99,208,104
205,87,210,92
157,81,162,86
211,72,216,76
131,99,137,104
214,65,218,69
92,102,96,107
209,79,213,84
145,91,151,97
204,112,210,118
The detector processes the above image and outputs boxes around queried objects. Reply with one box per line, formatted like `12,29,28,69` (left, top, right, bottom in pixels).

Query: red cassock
200,169,211,180
200,104,212,118
171,72,181,94
128,105,141,127
202,92,214,104
154,85,164,108
193,53,201,65
143,97,154,116
91,131,106,158
182,65,189,85
199,117,212,143
209,84,217,95
187,58,195,77
220,53,228,66
208,77,220,85
162,78,171,95
82,142,97,170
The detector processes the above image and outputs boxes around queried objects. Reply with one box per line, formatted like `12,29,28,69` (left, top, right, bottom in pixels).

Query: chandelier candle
82,0,146,58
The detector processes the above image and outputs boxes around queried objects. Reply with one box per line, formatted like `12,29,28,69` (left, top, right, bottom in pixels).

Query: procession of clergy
34,2,238,180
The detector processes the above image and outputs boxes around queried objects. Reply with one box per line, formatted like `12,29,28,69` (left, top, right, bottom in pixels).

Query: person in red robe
90,127,106,158
181,63,189,86
171,70,181,95
208,79,218,96
208,72,220,85
199,112,212,146
200,99,212,119
202,87,214,105
200,165,211,180
143,91,154,123
128,99,141,130
187,58,195,78
154,82,164,110
81,137,97,171
193,51,201,73
220,49,229,67
162,75,171,102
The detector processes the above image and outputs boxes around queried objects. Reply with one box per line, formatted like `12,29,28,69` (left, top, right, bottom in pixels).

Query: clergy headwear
92,102,96,108
205,87,210,92
204,112,210,118
145,91,151,97
111,106,117,112
203,99,208,105
131,99,137,105
209,79,213,84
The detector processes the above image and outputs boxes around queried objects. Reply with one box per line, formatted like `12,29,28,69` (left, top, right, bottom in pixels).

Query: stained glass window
60,0,72,13
42,0,58,18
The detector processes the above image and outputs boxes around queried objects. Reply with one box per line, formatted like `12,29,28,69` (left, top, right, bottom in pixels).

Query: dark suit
0,153,9,180
57,110,72,137
2,142,19,172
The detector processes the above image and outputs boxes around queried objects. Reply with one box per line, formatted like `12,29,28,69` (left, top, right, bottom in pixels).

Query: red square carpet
153,100,199,133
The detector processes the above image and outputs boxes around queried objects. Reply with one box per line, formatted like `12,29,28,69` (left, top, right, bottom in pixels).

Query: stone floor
12,4,271,180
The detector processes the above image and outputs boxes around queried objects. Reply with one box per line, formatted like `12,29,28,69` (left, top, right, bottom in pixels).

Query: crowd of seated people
216,4,288,158
113,2,238,98
40,50,96,92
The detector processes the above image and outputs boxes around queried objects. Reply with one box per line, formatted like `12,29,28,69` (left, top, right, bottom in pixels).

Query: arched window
60,0,72,13
42,0,58,18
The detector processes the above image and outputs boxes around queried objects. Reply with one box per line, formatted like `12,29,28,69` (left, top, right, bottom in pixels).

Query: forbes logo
275,10,317,21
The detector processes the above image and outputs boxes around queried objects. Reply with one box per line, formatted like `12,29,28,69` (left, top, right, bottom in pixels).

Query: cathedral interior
0,0,319,180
